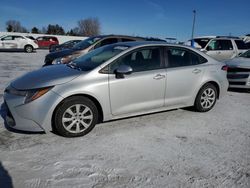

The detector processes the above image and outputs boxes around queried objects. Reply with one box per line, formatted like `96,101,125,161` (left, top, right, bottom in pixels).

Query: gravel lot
0,50,250,188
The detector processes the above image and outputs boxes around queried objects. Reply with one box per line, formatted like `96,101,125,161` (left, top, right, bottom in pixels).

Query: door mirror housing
206,46,212,51
200,48,207,53
115,65,133,79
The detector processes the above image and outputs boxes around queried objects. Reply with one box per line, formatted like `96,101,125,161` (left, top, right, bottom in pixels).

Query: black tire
194,83,218,112
54,96,99,137
24,45,33,53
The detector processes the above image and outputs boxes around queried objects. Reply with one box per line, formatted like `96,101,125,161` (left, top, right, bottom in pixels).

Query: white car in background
188,36,248,61
0,35,38,53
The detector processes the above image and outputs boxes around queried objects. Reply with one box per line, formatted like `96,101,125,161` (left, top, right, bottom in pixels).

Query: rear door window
235,40,247,50
94,38,118,49
167,47,207,68
121,38,136,42
100,38,118,46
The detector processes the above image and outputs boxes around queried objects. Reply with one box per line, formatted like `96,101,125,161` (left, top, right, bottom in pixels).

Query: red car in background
36,36,59,48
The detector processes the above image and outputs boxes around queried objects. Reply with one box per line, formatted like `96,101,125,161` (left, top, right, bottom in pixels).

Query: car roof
111,41,191,49
89,34,165,41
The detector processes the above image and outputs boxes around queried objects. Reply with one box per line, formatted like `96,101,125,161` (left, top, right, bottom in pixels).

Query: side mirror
206,46,212,51
200,48,207,53
115,65,133,79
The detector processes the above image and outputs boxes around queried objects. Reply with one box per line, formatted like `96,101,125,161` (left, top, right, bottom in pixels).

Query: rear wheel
24,45,33,53
54,96,99,137
194,83,217,112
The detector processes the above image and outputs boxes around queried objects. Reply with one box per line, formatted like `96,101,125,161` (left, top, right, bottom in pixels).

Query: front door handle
153,74,165,80
192,69,202,74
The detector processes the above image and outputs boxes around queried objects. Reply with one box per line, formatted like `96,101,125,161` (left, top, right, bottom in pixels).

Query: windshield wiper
66,63,82,71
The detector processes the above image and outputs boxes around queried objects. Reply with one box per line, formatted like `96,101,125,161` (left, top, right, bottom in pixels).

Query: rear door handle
153,74,165,80
192,69,202,74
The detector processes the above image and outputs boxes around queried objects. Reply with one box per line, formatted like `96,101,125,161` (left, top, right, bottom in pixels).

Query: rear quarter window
121,38,136,42
167,47,207,68
235,40,247,50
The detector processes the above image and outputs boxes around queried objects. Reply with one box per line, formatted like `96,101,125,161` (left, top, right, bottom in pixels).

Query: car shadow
0,161,13,188
0,49,36,53
228,88,250,93
0,102,44,135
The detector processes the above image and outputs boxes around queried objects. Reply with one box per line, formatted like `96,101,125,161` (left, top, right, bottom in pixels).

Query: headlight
5,85,26,96
5,85,53,104
52,56,73,65
25,87,53,103
52,58,63,65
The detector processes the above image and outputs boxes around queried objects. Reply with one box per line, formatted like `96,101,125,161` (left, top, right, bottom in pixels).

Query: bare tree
77,17,101,36
46,24,65,35
5,20,28,33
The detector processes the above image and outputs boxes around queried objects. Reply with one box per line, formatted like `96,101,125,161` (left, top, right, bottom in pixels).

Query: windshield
73,36,102,50
72,44,129,71
240,50,250,58
194,38,212,48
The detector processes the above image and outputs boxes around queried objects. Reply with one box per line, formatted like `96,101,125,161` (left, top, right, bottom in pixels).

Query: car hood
46,48,76,60
225,57,250,69
11,65,82,90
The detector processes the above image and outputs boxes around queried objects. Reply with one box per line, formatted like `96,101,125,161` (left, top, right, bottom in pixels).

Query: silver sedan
226,50,250,89
3,42,229,137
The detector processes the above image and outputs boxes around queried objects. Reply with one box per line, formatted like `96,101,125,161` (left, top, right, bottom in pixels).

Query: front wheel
54,96,99,137
24,45,33,53
194,83,217,112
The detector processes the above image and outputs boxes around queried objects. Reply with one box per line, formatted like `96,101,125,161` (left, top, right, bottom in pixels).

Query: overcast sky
1,0,249,41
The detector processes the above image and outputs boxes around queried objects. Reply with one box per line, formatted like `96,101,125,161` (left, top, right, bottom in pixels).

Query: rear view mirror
115,65,133,79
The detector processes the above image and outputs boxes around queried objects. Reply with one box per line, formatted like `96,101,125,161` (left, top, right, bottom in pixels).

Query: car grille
228,81,246,85
227,74,249,79
4,101,16,127
227,67,250,87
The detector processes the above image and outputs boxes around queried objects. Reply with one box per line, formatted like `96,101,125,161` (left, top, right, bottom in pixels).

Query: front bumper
227,72,250,89
3,89,64,132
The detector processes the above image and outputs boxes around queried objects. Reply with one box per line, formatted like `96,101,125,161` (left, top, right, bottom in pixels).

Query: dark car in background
43,35,147,66
36,36,59,49
49,40,82,52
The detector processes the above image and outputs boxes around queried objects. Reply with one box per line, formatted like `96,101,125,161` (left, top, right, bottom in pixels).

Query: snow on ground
0,50,250,188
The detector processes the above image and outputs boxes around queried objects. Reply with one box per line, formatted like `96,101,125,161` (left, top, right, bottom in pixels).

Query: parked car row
0,35,38,52
0,35,63,52
43,35,146,66
3,33,250,138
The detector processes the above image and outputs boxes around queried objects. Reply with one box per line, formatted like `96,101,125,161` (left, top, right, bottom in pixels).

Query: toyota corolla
3,42,229,137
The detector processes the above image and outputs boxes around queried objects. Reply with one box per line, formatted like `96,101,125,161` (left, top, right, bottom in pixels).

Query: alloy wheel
200,88,216,109
62,104,93,134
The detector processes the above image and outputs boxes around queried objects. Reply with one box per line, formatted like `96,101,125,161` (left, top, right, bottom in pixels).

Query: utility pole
191,10,196,47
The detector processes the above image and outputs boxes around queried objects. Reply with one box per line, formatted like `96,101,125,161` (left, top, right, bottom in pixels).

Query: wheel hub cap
62,104,93,134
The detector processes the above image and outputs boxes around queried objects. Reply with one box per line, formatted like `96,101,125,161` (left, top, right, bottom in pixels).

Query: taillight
221,65,228,71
